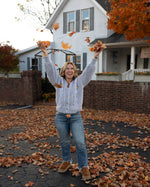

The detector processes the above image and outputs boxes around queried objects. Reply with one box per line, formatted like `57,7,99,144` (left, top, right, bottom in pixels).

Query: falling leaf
37,40,51,48
89,40,106,52
61,41,72,50
85,37,90,43
55,83,62,88
69,30,76,37
52,23,60,30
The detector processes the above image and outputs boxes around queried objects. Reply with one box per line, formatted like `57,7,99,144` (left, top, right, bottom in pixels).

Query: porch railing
122,69,150,81
121,69,134,81
134,69,150,73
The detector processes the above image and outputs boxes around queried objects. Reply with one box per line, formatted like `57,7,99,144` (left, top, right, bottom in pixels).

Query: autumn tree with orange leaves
107,0,150,41
0,44,19,75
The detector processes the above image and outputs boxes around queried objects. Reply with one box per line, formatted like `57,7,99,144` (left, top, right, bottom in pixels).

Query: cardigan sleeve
77,58,96,87
44,56,61,86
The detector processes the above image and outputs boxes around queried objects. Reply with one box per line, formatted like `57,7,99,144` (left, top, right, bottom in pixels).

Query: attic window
68,11,75,32
82,9,90,31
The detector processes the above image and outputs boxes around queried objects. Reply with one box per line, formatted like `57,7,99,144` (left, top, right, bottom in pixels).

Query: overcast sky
0,0,52,50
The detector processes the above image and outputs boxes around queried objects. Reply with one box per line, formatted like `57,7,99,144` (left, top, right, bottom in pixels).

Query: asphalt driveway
0,104,149,187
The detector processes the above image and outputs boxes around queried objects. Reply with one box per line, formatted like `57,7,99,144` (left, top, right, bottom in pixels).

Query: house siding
51,0,109,80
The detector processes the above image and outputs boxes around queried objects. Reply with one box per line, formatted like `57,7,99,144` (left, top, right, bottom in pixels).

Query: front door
126,55,138,70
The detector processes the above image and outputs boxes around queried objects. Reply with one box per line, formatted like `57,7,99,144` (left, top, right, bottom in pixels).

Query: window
63,7,94,34
66,55,81,70
32,58,38,71
82,9,90,31
143,58,149,69
75,55,81,70
67,12,75,32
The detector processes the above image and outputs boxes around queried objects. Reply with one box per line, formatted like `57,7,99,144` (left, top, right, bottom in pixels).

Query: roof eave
106,41,150,48
46,0,68,30
15,46,39,56
91,0,107,16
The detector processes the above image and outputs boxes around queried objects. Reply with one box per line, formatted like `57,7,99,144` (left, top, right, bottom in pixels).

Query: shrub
135,72,150,75
96,72,120,75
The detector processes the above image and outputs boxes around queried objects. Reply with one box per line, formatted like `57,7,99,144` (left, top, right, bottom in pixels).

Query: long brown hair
59,61,78,80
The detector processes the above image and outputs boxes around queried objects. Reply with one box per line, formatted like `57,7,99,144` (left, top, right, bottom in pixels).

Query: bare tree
16,0,61,33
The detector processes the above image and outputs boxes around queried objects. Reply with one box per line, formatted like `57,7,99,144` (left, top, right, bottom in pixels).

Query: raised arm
78,46,105,87
37,42,61,86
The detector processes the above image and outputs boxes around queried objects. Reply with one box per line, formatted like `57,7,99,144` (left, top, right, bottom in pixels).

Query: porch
94,34,150,82
96,69,150,82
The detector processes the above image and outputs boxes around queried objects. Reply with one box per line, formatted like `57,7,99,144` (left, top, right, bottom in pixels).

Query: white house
18,0,150,80
45,0,150,80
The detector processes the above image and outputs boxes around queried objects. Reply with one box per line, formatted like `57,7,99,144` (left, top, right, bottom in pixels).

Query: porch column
103,50,107,72
97,52,103,73
130,46,135,70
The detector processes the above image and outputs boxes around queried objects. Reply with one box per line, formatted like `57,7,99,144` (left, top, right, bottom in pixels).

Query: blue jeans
55,112,88,170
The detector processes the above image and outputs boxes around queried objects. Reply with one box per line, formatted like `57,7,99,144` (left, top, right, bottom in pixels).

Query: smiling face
65,63,75,82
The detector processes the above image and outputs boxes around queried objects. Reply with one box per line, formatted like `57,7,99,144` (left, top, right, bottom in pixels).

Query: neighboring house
45,0,150,80
16,43,54,78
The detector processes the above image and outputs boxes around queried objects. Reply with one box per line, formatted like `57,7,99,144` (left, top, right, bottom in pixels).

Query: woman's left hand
94,44,106,59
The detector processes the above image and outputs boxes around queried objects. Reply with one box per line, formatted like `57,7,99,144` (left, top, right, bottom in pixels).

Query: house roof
91,33,150,48
46,0,68,29
46,0,110,29
91,33,127,44
15,45,39,56
95,0,111,12
15,42,54,56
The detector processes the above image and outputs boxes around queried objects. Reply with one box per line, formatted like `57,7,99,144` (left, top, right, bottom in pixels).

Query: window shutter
73,55,76,66
27,57,30,70
83,53,87,70
76,10,80,32
39,58,42,71
63,12,67,34
90,7,94,31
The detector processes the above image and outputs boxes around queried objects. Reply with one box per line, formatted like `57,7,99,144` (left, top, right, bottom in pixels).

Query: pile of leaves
0,105,149,186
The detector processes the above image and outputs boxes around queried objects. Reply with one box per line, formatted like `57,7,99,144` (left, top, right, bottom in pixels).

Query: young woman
38,42,105,180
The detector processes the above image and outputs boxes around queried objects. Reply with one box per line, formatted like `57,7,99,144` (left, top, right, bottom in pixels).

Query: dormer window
82,9,90,31
68,12,75,32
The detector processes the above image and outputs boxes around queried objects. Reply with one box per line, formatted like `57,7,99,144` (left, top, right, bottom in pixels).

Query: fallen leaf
25,181,34,187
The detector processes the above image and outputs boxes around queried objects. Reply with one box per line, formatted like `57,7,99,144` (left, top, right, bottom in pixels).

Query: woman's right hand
37,41,48,56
